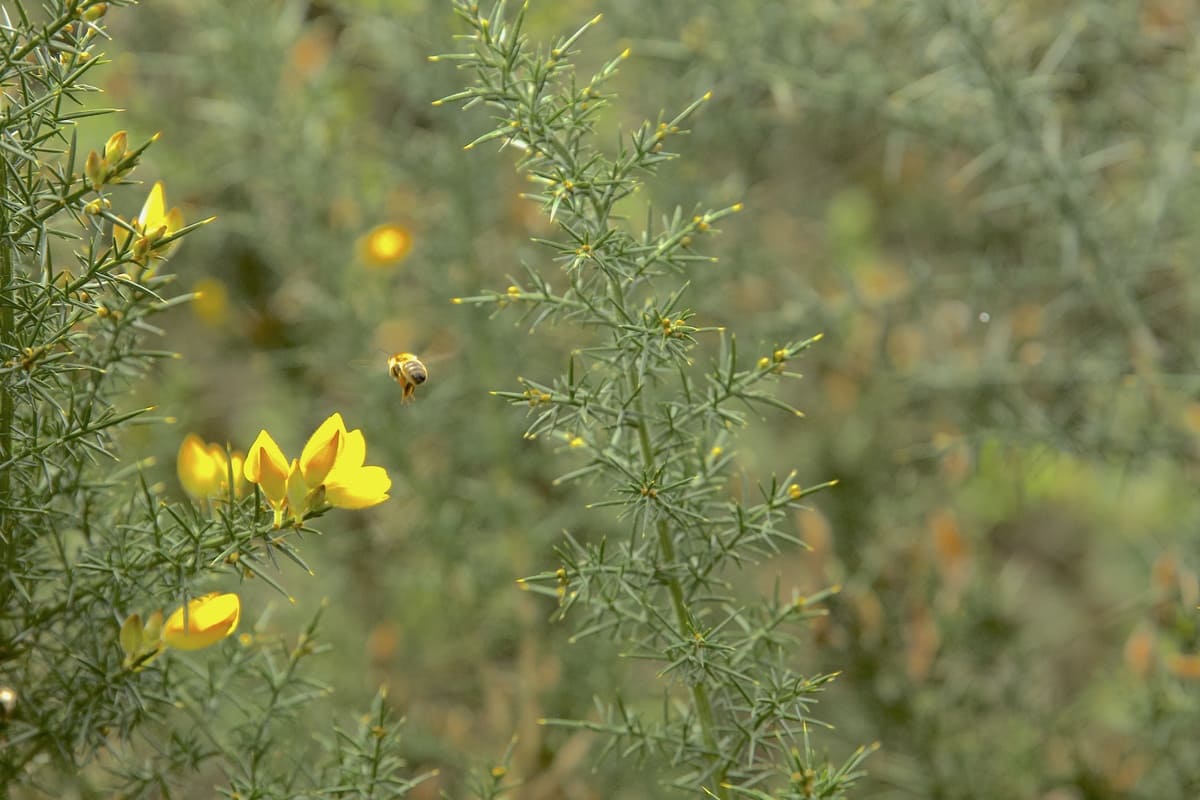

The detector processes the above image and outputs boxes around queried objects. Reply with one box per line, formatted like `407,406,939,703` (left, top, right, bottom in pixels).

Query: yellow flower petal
205,441,230,480
333,429,366,471
164,206,183,237
299,413,345,487
286,459,308,524
324,464,391,509
139,181,167,230
177,433,221,500
163,592,240,651
113,219,132,252
228,451,247,499
324,429,391,508
244,429,290,506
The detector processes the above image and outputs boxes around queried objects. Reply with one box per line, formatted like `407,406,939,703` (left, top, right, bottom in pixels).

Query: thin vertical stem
635,396,729,798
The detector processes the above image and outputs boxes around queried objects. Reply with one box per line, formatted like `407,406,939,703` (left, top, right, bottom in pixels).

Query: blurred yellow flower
163,592,240,651
177,434,245,502
113,181,184,268
244,429,291,527
192,277,230,327
359,223,412,269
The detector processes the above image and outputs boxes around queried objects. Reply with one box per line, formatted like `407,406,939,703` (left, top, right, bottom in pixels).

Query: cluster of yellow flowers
139,414,389,666
243,412,391,528
176,412,390,527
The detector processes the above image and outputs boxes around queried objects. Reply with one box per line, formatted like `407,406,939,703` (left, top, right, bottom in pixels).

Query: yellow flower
323,428,391,509
244,429,291,527
162,593,240,651
113,181,184,267
358,223,413,269
177,434,246,502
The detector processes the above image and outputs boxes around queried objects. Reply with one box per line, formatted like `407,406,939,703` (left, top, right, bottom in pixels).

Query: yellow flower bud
163,593,240,651
104,130,127,164
131,235,151,263
82,3,108,22
84,149,105,190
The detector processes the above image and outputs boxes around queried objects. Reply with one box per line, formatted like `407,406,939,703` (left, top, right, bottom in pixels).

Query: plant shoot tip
591,13,603,24
702,90,713,101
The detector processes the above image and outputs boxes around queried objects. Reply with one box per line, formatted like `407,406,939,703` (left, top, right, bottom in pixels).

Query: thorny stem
634,392,729,798
1,197,13,580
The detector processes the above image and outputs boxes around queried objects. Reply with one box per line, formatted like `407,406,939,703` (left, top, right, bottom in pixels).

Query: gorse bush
6,0,1200,797
0,2,426,796
440,3,871,796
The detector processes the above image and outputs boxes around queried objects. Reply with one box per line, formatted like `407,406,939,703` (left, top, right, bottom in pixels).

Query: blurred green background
91,0,1200,796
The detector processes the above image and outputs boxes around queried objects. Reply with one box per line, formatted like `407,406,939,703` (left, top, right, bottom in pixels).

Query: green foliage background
26,0,1200,796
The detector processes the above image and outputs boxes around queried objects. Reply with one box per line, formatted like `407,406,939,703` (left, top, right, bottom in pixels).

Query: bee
387,352,428,402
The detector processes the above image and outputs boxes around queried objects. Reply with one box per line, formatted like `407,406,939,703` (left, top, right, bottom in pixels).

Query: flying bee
387,352,428,403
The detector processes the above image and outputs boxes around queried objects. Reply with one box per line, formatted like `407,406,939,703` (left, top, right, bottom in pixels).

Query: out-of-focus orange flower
1123,627,1155,677
1166,652,1200,681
